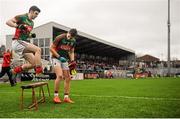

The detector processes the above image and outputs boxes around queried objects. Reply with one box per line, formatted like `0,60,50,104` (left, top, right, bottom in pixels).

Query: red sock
35,66,43,74
13,66,23,73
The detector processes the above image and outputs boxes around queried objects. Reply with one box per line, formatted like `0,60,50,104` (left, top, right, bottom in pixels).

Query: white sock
64,95,69,98
54,93,58,97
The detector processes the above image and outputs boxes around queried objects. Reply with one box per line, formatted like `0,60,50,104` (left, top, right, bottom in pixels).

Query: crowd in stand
76,60,122,73
75,59,180,78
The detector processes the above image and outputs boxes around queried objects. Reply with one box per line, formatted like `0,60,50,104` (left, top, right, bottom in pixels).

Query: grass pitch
0,77,180,118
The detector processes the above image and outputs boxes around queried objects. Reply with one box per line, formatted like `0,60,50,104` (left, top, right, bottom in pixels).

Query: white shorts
12,40,30,58
51,58,69,70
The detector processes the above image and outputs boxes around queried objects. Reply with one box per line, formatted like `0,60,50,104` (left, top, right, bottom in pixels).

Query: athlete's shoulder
14,13,27,21
53,33,66,46
55,33,66,41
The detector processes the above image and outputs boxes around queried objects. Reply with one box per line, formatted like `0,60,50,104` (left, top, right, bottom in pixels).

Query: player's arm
50,34,65,58
68,48,77,75
6,14,25,29
50,44,60,58
3,53,9,64
10,50,13,59
6,17,18,28
68,48,75,61
50,42,67,63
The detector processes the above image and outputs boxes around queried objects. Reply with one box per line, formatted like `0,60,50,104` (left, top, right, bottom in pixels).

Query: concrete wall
31,23,52,39
6,35,13,50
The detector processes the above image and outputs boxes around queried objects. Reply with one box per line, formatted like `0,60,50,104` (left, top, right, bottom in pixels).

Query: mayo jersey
53,33,76,60
13,13,34,41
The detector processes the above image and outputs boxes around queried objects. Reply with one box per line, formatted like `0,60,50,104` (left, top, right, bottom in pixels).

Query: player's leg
23,43,42,74
22,53,35,70
11,40,34,74
11,54,35,83
6,67,15,86
22,53,37,81
62,62,74,103
11,53,35,78
52,58,63,103
0,67,6,78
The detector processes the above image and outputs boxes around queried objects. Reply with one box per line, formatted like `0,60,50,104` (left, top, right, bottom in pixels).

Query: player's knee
65,78,71,84
36,47,41,53
64,75,71,82
56,75,63,80
30,62,36,68
32,64,36,68
29,65,35,70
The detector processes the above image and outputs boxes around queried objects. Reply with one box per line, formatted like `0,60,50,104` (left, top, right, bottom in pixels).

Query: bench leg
41,86,45,103
39,86,42,97
46,84,50,97
38,86,45,103
29,88,38,110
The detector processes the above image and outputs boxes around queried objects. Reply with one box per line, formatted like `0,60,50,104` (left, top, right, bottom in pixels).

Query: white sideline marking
1,91,179,101
72,94,180,101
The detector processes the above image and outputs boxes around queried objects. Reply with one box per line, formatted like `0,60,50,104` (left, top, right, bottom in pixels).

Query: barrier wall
72,73,84,80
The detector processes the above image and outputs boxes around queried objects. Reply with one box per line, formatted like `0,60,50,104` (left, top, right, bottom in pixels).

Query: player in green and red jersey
50,28,77,104
6,6,43,77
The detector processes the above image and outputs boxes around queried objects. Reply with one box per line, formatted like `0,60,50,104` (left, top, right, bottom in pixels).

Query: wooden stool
20,82,50,110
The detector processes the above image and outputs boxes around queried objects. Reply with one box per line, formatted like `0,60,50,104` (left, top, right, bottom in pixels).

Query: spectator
0,49,15,86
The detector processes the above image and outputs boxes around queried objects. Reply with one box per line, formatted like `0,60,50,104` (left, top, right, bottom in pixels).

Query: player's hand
69,60,76,66
69,61,77,75
58,57,67,63
29,33,36,38
69,60,77,70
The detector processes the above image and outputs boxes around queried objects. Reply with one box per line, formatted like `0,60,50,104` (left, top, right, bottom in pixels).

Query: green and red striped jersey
13,13,34,41
53,33,76,60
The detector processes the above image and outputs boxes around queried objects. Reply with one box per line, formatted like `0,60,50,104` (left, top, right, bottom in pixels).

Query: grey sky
0,0,179,60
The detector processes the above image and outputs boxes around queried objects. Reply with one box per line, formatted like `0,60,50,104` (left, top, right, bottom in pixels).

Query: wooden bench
20,82,50,110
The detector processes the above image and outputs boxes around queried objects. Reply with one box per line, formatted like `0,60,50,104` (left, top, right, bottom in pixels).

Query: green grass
0,77,180,118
